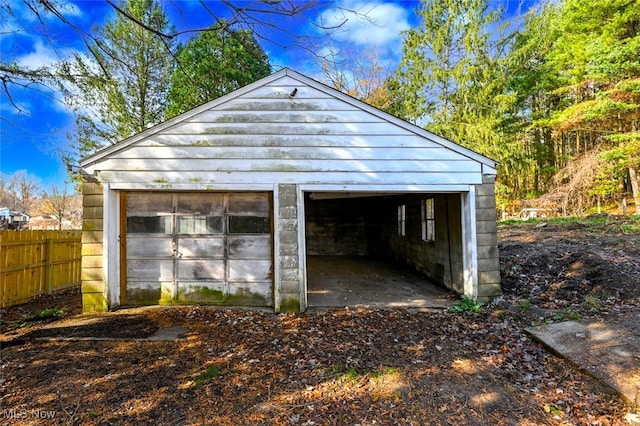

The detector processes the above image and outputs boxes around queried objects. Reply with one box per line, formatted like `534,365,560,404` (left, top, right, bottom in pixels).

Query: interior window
127,216,172,234
397,204,406,237
228,216,270,234
422,198,435,242
177,216,223,234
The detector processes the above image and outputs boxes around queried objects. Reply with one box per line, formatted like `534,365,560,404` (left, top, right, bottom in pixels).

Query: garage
78,68,501,313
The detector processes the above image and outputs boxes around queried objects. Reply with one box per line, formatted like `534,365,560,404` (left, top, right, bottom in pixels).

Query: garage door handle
172,241,182,258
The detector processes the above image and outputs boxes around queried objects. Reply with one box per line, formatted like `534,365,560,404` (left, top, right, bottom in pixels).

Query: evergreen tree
391,0,499,132
64,0,175,159
166,24,271,118
544,0,640,211
390,0,520,208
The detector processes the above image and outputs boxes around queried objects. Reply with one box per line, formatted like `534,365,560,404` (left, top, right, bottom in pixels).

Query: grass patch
553,308,581,321
582,293,602,313
326,364,362,381
516,300,532,312
12,308,67,329
499,214,640,230
193,364,226,387
450,296,484,314
325,365,399,382
370,367,399,379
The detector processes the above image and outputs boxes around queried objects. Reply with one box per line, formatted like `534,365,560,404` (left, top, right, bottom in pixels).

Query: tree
41,185,68,230
0,171,42,214
1,1,367,117
513,0,640,213
391,0,497,127
500,4,563,201
546,0,640,212
166,24,271,119
389,0,512,157
64,0,175,160
390,0,521,209
320,48,395,110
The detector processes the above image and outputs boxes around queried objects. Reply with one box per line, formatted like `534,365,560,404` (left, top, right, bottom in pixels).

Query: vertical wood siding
0,230,81,308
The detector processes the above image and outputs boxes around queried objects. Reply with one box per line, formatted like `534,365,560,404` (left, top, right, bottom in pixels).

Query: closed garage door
124,192,272,306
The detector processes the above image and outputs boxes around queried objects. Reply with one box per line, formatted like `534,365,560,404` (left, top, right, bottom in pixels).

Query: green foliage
12,307,67,329
64,0,175,160
166,22,271,118
391,0,508,155
450,296,484,314
582,293,602,313
391,0,539,210
553,308,581,321
193,364,226,387
327,364,359,379
516,300,532,312
38,308,66,318
490,0,640,209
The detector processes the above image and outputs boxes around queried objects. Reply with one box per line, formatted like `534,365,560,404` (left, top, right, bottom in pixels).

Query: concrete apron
306,256,456,310
526,313,640,407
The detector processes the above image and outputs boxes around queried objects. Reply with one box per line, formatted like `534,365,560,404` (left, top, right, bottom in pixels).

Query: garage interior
304,192,461,308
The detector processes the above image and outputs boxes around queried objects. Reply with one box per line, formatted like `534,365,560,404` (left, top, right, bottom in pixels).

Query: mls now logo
1,408,56,420
1,408,27,419
31,409,57,419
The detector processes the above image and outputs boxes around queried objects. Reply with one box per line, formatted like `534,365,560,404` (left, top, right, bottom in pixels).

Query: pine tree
166,23,271,119
64,0,175,159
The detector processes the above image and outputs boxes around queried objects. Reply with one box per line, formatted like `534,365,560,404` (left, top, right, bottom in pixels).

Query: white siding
89,74,485,187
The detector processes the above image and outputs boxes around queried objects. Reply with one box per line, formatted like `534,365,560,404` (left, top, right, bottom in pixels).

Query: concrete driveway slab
526,312,640,406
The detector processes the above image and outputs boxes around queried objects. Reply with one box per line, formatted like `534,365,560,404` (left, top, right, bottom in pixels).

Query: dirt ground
1,219,638,425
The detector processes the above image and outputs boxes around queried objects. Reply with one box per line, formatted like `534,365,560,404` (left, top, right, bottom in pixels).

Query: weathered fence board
0,230,81,308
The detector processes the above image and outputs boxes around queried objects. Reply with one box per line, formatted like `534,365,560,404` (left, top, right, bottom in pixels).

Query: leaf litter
1,219,638,425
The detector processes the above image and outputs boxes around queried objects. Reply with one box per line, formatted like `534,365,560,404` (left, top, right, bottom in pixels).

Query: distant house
78,68,501,313
0,207,30,230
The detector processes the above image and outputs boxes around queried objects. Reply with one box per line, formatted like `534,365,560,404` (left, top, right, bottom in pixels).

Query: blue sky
0,0,532,193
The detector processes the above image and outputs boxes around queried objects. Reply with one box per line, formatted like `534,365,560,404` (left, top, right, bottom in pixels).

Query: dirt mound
499,219,640,310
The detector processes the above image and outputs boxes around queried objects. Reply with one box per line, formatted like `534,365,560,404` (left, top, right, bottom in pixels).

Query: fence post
46,237,54,294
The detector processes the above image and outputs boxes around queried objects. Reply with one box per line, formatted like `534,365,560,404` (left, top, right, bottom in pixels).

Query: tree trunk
629,166,640,214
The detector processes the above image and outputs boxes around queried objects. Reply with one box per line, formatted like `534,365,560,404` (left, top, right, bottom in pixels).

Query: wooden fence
0,230,82,308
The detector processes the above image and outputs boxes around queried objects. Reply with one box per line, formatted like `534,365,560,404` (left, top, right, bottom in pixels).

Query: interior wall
304,196,370,255
304,193,464,292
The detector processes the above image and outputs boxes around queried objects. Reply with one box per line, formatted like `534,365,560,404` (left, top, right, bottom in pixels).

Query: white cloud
317,1,410,46
16,40,65,69
58,2,84,18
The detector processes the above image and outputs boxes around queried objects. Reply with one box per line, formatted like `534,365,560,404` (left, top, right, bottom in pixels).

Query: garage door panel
127,193,173,214
127,216,172,234
126,192,273,307
177,193,224,214
227,282,273,306
178,259,225,280
228,259,272,281
177,216,223,234
228,193,270,215
127,281,173,303
127,237,172,257
178,237,225,258
127,259,173,280
175,282,226,302
228,236,271,258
